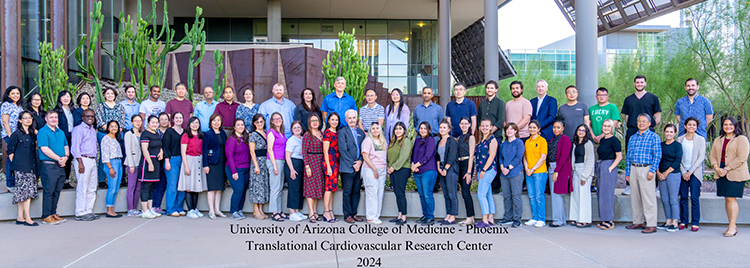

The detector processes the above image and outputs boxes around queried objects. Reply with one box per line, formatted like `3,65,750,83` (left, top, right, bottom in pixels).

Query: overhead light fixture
417,22,425,27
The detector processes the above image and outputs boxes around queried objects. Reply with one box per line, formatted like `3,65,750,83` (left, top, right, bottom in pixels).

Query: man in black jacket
339,109,365,223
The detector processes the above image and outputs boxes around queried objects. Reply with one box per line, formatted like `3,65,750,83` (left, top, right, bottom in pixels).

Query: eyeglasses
21,117,33,120
84,115,95,118
577,129,586,132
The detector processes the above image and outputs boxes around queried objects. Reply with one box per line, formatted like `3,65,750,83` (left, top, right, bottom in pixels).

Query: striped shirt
359,103,385,131
625,129,662,176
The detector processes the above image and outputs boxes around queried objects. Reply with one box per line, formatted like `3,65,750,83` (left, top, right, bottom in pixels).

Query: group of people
2,74,747,237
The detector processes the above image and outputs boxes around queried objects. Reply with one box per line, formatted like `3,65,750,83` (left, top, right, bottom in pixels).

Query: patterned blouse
236,103,259,125
1,102,23,139
101,135,123,163
96,102,127,132
475,135,497,173
548,134,562,163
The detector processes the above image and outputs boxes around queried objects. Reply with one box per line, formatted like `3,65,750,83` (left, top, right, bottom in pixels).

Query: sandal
309,214,320,223
459,219,474,227
576,223,592,228
271,212,284,222
599,221,613,230
569,221,578,226
323,210,338,223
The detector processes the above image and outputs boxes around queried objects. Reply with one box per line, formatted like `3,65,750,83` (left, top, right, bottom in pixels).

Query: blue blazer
530,96,557,140
338,126,365,174
202,129,227,166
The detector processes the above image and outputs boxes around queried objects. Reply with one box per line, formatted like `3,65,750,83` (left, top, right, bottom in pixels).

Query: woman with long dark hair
412,121,437,226
709,116,749,237
569,124,595,228
163,112,186,217
226,118,251,220
2,86,24,190
456,117,476,227
124,114,143,217
26,92,45,130
179,117,208,219
102,120,123,218
475,119,499,228
294,88,322,132
322,112,341,222
387,121,412,225
53,90,74,187
72,92,91,127
302,114,325,223
524,120,548,228
436,119,459,225
384,88,410,142
248,113,270,220
8,111,38,226
204,114,228,219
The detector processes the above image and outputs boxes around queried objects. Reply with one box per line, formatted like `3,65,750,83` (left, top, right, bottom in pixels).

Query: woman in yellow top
709,116,749,237
524,120,548,228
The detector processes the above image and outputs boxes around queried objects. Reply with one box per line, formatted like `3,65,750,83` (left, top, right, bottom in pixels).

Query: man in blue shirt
258,83,296,137
413,87,444,137
119,85,141,131
625,113,662,234
195,86,218,132
445,83,477,137
674,78,714,137
37,111,70,225
321,77,357,128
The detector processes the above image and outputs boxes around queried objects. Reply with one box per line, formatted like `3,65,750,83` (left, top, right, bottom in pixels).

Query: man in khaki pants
624,114,662,233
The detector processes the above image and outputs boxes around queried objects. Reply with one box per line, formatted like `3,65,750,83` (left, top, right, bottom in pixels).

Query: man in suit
339,109,365,223
530,79,558,141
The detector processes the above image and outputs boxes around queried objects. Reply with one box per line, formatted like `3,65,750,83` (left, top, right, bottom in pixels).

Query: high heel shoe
323,210,337,223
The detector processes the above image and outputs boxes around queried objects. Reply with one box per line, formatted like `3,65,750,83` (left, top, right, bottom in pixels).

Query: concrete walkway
1,215,747,267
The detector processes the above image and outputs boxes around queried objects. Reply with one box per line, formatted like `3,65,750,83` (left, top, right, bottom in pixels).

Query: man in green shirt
588,87,620,143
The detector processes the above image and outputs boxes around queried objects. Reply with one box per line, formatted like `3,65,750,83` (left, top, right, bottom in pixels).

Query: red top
181,133,203,156
165,99,194,129
720,137,731,163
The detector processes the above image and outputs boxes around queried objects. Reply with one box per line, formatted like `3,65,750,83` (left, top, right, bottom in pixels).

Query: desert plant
145,0,186,90
74,1,104,102
319,29,369,109
36,42,76,110
184,6,206,101
213,50,226,100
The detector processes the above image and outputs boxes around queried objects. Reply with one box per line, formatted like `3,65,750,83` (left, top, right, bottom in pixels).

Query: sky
497,0,682,49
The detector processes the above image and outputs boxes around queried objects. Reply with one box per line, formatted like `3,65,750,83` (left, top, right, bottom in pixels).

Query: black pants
458,160,475,217
40,163,66,219
152,165,167,207
491,152,503,192
391,168,411,214
141,181,155,202
439,169,459,216
285,158,305,210
341,171,362,218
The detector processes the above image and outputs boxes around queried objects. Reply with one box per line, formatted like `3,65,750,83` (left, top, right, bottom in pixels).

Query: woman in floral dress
247,113,270,220
322,112,341,222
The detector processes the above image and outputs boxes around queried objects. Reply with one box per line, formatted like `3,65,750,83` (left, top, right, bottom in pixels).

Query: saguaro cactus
36,42,76,110
319,29,370,109
184,6,206,101
213,49,226,100
74,1,105,102
145,0,186,90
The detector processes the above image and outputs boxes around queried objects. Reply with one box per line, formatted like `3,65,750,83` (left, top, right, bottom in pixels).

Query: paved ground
1,214,748,268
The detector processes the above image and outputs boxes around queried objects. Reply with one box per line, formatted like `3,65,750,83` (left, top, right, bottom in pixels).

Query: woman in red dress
322,112,341,222
302,114,325,223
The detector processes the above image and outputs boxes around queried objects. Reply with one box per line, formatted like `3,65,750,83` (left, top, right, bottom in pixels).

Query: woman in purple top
225,118,251,220
411,122,437,226
267,112,288,221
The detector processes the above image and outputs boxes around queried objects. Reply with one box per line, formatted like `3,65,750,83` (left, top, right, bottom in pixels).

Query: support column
575,0,598,106
50,0,67,69
484,0,498,82
1,0,22,92
438,0,451,109
267,0,281,42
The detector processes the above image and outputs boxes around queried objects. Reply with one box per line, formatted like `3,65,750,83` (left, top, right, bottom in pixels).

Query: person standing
71,109,99,221
151,112,171,215
248,114,270,220
384,88,411,142
267,112,288,221
530,80,558,140
302,114,325,223
8,111,39,226
621,75,661,195
497,123,525,228
361,122,388,224
412,122,438,226
445,83,477,138
436,120,459,225
225,118,251,220
474,119,499,228
96,87,127,188
321,77,357,128
72,92,91,127
293,88,322,133
709,117,748,237
2,86,24,190
139,115,164,219
258,84,296,138
194,86,218,133
412,87,443,137
674,78,714,138
323,112,342,223
339,110,365,224
588,87,620,143
124,115,143,217
139,86,167,125
165,83,194,129
203,114,228,219
358,89,385,133
38,111,70,225
285,121,307,221
216,86,240,133
163,112,186,217
557,86,590,140
101,120,124,218
677,117,705,231
506,81,533,140
625,114,662,234
456,118,476,227
53,91,74,189
596,119,622,230
546,120,572,228
657,124,682,232
179,117,208,219
569,124,595,228
26,92,46,131
119,85,141,131
236,88,260,129
524,120,548,228
386,122,412,225
478,80,506,194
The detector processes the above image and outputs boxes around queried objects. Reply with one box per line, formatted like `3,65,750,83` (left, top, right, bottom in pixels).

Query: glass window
389,77,407,91
254,19,268,37
388,64,407,77
344,20,365,36
388,20,409,65
100,0,115,79
321,19,343,51
282,18,299,39
295,19,321,48
206,18,232,42
231,18,254,41
68,0,87,71
410,20,432,65
21,0,48,60
370,64,387,77
22,60,39,96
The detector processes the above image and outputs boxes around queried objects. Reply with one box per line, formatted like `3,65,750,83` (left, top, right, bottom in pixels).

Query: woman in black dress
9,111,39,226
293,88,322,133
204,113,228,218
140,115,164,219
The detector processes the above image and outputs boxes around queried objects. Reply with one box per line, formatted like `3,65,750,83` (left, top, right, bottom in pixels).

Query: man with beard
674,78,713,138
621,75,661,195
505,81,532,142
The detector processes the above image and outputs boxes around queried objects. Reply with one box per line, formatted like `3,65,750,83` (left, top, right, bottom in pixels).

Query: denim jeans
4,137,14,188
680,174,701,226
152,165,167,207
164,157,185,214
526,172,548,221
97,131,107,183
660,172,681,220
104,159,123,207
226,167,249,213
414,170,437,220
477,169,497,215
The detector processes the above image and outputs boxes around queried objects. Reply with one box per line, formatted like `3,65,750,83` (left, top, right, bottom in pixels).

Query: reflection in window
21,0,48,60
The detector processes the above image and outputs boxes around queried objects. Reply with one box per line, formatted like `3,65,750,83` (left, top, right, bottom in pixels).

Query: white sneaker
535,221,546,228
622,185,631,195
297,212,308,219
187,210,199,219
655,188,661,198
141,210,156,219
368,219,383,224
289,213,304,222
524,219,538,226
195,210,204,217
150,208,162,217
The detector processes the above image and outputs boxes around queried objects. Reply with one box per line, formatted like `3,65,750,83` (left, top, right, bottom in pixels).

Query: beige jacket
677,134,706,183
709,135,750,182
124,130,143,168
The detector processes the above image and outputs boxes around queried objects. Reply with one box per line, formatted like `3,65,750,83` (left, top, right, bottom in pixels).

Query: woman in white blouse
102,120,124,218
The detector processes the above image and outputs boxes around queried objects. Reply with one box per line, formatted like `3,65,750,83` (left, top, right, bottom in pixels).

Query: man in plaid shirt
625,113,662,234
